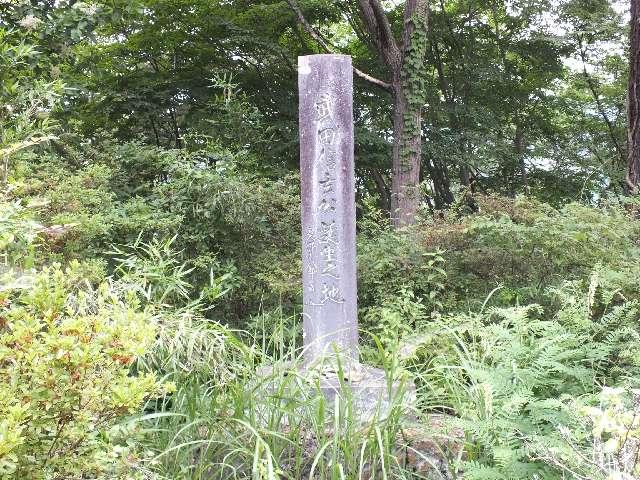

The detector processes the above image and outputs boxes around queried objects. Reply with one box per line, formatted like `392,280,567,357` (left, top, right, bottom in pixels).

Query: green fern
405,272,640,479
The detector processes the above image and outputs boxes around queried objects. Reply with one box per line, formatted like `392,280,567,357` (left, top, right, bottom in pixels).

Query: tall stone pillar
298,54,358,364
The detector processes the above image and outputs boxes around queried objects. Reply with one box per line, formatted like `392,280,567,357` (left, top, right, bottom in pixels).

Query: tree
288,0,430,227
28,0,629,208
628,0,640,193
557,0,626,198
360,0,430,227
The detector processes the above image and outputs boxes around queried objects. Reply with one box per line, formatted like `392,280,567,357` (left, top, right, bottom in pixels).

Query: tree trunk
389,0,429,227
424,156,454,208
459,163,471,187
390,80,422,227
370,167,391,212
514,123,528,192
428,38,456,206
627,0,640,194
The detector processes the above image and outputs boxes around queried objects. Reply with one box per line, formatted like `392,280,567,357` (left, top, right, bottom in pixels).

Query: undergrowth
2,194,640,479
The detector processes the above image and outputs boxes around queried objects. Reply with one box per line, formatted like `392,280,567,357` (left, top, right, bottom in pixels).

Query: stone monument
257,55,458,474
296,54,413,416
299,54,358,365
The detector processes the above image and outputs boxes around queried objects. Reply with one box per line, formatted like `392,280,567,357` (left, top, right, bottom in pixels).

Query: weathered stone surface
302,361,415,421
298,54,358,364
258,53,418,436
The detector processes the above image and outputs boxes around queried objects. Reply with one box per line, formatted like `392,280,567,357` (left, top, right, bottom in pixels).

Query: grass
131,312,434,480
126,281,640,479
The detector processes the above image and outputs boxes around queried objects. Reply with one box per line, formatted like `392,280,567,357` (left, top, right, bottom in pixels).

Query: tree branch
354,68,392,90
286,0,391,91
578,36,625,165
357,0,401,72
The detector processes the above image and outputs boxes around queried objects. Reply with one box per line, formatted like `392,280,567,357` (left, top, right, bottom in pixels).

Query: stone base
307,363,415,421
254,362,465,478
256,360,415,423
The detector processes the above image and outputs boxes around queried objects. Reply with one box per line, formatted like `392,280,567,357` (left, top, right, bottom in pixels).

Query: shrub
0,200,41,269
535,387,640,480
357,227,446,343
416,195,640,311
12,141,302,324
0,262,169,479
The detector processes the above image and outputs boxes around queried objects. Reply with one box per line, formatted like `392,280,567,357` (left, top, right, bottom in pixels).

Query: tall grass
132,311,428,480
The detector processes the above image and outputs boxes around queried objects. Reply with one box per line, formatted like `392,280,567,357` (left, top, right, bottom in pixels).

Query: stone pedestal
257,359,415,423
303,361,415,421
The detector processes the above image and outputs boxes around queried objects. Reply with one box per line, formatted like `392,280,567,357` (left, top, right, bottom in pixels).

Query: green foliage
9,138,182,259
109,235,195,306
2,1,640,478
0,27,61,185
418,195,640,310
535,387,640,479
8,138,298,320
140,311,244,390
0,262,169,479
358,226,446,343
363,287,428,349
0,200,41,268
8,152,118,260
401,268,640,479
146,158,301,319
137,335,415,480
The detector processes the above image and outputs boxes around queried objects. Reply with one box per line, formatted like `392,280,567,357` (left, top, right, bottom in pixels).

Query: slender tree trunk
370,167,391,212
458,167,468,187
390,80,422,227
578,37,625,167
428,39,456,205
170,107,182,149
424,156,454,208
150,116,161,147
627,0,640,194
514,123,528,192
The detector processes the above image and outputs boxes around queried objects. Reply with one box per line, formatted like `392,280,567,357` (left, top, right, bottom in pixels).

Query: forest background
3,0,640,479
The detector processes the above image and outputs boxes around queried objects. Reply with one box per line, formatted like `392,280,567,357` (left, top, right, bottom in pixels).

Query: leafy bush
0,200,41,269
151,159,301,320
1,28,60,185
362,287,429,349
105,234,247,392
11,140,302,324
418,195,640,310
357,226,446,346
0,262,169,479
535,387,640,480
109,235,197,306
